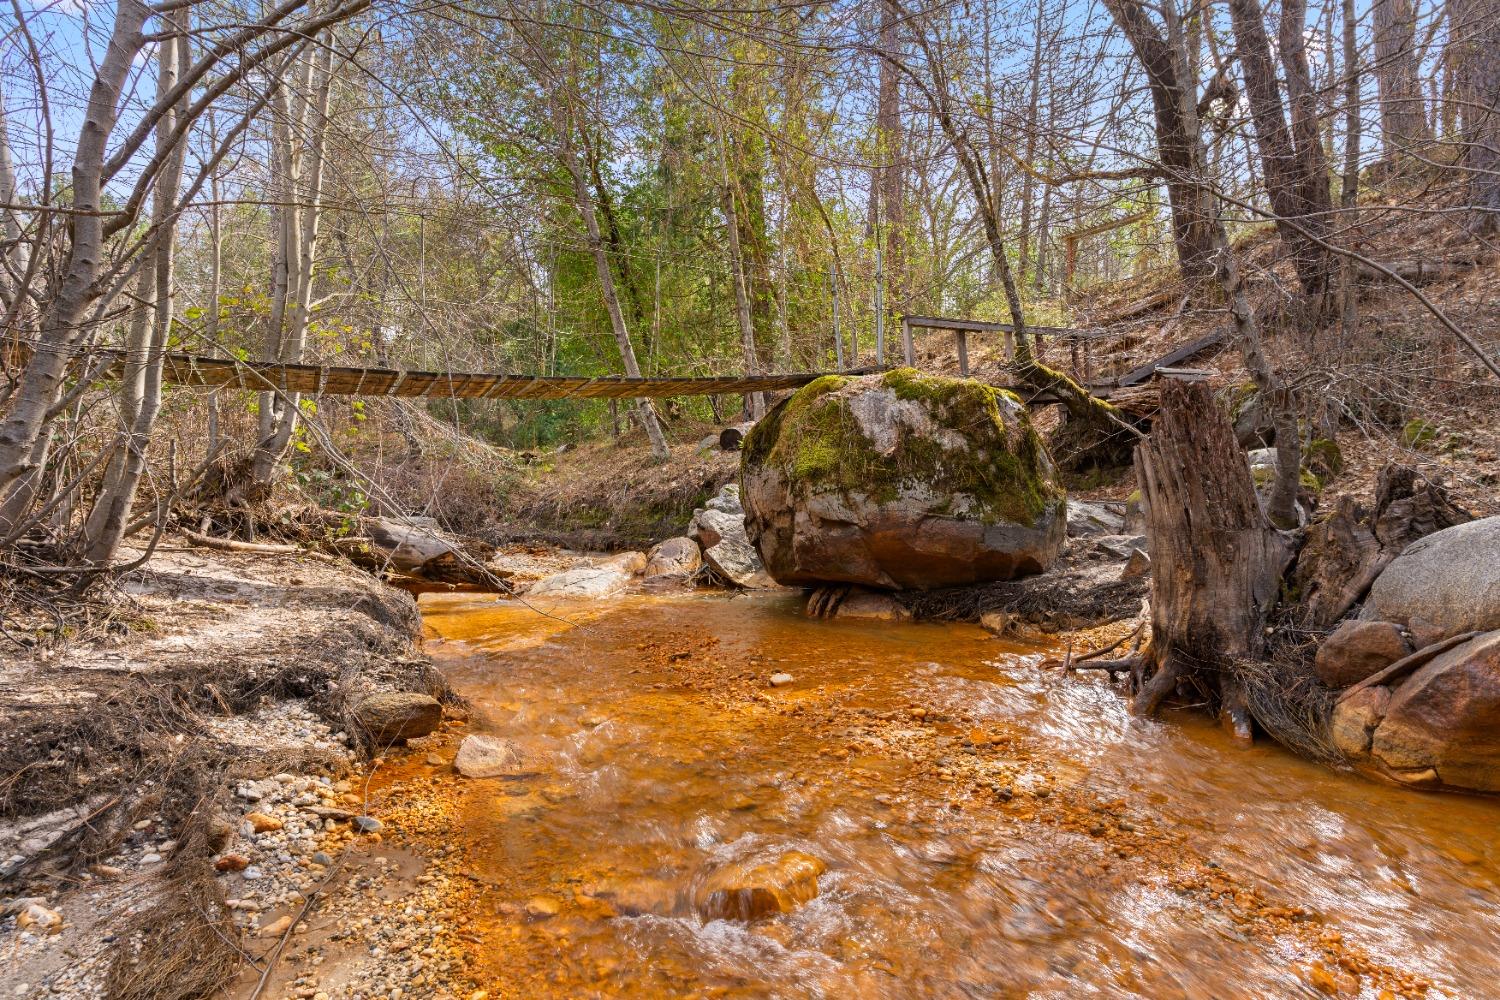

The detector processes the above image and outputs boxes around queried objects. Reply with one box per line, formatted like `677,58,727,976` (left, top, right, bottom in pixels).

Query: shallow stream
419,591,1500,999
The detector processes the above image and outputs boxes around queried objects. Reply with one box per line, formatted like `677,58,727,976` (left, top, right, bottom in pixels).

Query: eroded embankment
0,547,460,1000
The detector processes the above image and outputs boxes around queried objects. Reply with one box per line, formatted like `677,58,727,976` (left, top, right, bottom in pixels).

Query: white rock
453,735,538,779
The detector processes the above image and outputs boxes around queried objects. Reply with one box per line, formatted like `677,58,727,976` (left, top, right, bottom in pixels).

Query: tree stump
1130,379,1294,741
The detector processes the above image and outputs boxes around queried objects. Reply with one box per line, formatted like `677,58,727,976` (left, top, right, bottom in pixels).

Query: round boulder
352,692,442,746
1314,620,1411,688
645,537,702,578
1361,516,1500,644
741,369,1066,590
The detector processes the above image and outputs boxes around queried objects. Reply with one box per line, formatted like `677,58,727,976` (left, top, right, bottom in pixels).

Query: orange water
419,590,1500,999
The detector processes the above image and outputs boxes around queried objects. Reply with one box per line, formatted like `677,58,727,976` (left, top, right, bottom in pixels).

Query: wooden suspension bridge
18,314,1226,404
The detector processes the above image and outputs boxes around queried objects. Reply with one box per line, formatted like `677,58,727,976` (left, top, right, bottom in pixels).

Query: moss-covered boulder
740,369,1066,590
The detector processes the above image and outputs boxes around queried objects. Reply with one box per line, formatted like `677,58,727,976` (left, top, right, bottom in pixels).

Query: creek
417,590,1500,999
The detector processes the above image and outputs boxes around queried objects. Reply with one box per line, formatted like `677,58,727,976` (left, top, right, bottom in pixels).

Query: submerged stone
693,849,826,921
741,369,1066,590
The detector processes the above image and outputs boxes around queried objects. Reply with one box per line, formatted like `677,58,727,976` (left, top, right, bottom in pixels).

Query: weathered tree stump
1122,379,1295,741
1290,464,1469,627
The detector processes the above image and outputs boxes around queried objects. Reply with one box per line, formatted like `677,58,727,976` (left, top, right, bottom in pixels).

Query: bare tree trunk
1131,379,1295,741
721,161,765,420
1226,0,1334,297
1017,0,1046,283
1373,0,1436,158
875,0,905,317
0,84,27,313
0,0,149,532
1103,0,1219,286
1451,0,1500,233
82,9,192,564
248,39,335,490
562,138,670,459
1340,0,1363,339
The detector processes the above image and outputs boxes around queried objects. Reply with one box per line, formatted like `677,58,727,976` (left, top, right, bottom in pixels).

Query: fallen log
180,529,301,555
1355,256,1486,285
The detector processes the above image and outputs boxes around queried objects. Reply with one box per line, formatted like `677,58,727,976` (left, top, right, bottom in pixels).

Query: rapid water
419,590,1500,999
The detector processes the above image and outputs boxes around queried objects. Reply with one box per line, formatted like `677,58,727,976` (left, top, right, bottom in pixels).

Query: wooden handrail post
956,329,969,376
901,316,914,366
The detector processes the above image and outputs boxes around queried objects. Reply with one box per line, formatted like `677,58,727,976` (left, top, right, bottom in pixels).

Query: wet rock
1092,534,1147,560
702,536,775,589
693,850,827,921
1315,620,1411,688
527,564,633,599
1066,501,1125,538
832,590,911,622
524,896,561,920
1121,548,1151,580
353,692,443,746
598,550,648,575
453,734,537,779
645,537,702,578
741,369,1066,590
258,914,294,938
689,508,741,551
705,483,745,515
1365,629,1500,792
1361,517,1500,644
591,877,677,917
1330,685,1391,758
979,611,1012,635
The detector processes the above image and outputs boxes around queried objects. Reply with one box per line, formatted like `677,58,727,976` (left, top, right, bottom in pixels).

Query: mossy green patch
1251,464,1322,493
1303,437,1344,477
1401,417,1439,449
743,368,1062,526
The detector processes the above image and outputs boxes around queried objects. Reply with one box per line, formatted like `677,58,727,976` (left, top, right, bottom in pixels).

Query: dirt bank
0,545,467,1000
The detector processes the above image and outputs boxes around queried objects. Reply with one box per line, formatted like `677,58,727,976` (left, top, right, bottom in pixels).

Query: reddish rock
1367,630,1500,792
693,850,826,921
245,812,282,833
1314,620,1410,688
214,853,251,873
1330,686,1391,758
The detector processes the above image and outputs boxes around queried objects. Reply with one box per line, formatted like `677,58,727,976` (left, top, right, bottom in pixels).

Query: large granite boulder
1334,630,1500,792
1066,500,1125,538
1361,517,1500,644
741,369,1066,590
